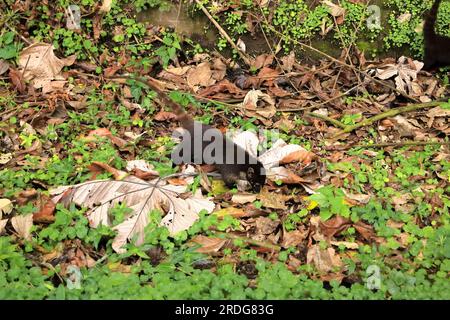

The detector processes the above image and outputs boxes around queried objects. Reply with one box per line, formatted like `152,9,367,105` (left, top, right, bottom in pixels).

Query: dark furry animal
131,77,266,192
176,113,266,192
423,0,450,70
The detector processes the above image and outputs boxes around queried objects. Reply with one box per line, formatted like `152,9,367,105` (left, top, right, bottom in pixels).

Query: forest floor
0,1,449,299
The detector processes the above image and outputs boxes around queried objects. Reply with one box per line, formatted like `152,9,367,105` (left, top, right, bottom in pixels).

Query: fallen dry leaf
9,68,26,93
191,235,227,253
322,0,346,17
353,221,376,241
86,128,127,148
213,207,247,218
231,193,257,204
50,173,215,253
11,214,33,240
19,43,76,88
241,89,276,120
154,110,178,121
0,59,9,75
258,188,290,210
99,0,112,13
0,198,13,218
255,216,280,235
281,227,308,248
319,216,351,238
0,219,8,234
33,197,56,223
373,56,424,95
187,62,214,90
330,240,359,250
126,160,159,176
307,244,342,273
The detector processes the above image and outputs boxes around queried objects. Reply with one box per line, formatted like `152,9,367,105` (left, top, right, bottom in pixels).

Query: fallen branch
337,100,446,135
306,100,447,136
354,141,450,148
278,83,364,112
326,140,450,151
194,0,252,67
307,112,346,129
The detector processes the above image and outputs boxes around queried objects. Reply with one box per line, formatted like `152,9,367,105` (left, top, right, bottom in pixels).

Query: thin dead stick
353,141,450,148
194,0,252,66
307,100,446,134
307,112,346,129
5,22,32,45
278,82,364,112
338,100,445,134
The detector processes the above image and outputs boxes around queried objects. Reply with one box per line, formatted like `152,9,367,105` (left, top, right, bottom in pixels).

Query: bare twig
337,100,446,135
304,100,447,136
194,0,252,66
307,112,346,129
353,141,450,148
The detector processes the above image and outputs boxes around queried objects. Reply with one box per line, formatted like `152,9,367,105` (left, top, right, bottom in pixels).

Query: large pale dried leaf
11,214,33,240
0,219,7,234
51,175,214,253
259,139,315,169
19,43,75,88
322,0,346,17
374,56,424,94
330,241,359,250
126,160,159,176
397,13,411,23
0,153,13,165
99,0,112,13
343,191,371,205
166,66,191,76
0,198,13,218
187,62,214,89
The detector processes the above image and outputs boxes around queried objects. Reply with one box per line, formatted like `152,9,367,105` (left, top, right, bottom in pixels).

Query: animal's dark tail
424,0,442,38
